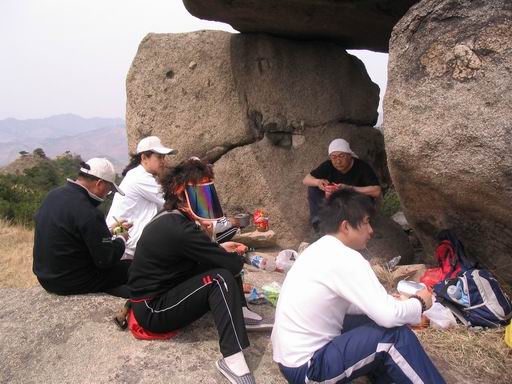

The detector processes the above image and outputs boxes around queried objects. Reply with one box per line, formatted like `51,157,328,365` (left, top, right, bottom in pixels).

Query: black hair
161,158,214,211
77,161,103,182
121,151,153,176
319,189,376,234
77,171,101,183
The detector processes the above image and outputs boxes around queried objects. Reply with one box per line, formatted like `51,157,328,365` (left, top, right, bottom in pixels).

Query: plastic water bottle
447,284,462,300
265,258,276,272
245,253,276,272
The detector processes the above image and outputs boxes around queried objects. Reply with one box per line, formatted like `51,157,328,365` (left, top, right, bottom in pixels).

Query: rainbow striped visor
184,181,224,221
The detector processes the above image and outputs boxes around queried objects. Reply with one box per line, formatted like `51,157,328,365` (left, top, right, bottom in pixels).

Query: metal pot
233,213,250,228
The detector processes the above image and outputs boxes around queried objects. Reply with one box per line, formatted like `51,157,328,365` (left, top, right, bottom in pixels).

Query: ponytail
122,153,142,176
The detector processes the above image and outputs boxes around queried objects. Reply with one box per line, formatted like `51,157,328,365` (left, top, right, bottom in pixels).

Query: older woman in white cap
107,136,177,260
303,138,382,233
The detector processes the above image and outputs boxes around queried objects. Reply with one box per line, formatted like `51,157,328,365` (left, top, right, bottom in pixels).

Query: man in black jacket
33,158,131,298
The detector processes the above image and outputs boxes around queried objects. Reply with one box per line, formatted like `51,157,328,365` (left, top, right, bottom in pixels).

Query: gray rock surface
182,0,420,52
384,0,512,284
364,213,415,265
126,31,379,161
0,286,283,384
233,229,277,249
0,284,468,384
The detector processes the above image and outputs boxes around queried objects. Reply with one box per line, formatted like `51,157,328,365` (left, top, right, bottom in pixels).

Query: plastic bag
276,249,297,273
423,301,457,329
505,322,512,349
262,282,281,307
245,287,267,305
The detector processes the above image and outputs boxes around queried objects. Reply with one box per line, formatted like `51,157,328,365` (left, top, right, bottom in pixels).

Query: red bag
128,309,178,340
419,267,445,288
420,240,461,288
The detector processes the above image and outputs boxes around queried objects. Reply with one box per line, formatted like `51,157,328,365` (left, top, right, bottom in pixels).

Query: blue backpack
434,269,512,328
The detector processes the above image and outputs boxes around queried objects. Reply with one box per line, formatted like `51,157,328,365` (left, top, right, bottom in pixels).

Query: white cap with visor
136,136,177,155
80,158,124,195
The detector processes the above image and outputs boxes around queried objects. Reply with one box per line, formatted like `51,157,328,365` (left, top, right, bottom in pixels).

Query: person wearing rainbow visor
128,158,269,384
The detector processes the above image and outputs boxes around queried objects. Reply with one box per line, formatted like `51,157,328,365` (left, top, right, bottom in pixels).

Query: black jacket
33,181,125,291
129,211,243,299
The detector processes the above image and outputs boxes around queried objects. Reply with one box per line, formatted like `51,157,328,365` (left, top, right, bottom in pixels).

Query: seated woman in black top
128,158,264,384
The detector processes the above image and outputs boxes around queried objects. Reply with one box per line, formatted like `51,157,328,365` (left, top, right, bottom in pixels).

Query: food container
233,213,250,228
397,280,426,296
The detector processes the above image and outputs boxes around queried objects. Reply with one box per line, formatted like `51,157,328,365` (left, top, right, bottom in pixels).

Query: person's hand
111,225,130,241
198,219,214,239
119,219,133,231
317,179,329,191
415,288,433,311
392,293,409,301
221,241,248,255
118,231,130,241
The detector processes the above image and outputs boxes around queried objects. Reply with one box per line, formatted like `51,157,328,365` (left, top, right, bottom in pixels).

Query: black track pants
132,268,250,357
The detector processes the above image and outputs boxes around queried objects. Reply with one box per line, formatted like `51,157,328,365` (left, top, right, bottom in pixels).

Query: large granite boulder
126,31,379,161
383,0,512,285
182,0,420,52
127,30,395,249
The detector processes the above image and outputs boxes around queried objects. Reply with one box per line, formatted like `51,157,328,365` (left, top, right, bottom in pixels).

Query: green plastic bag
262,282,281,307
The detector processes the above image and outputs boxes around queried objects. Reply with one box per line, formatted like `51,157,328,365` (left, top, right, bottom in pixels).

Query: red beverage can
256,217,269,232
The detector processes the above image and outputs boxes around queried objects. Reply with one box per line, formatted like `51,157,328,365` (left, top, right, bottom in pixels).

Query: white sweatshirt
271,235,422,367
106,165,164,259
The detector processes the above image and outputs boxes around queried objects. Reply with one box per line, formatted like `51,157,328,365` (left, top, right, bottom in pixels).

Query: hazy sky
0,0,387,120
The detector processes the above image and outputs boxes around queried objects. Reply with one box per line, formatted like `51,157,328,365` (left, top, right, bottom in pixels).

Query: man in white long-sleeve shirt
271,190,445,384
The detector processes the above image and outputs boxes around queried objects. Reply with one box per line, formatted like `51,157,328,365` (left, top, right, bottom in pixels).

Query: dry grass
0,218,37,288
416,326,512,384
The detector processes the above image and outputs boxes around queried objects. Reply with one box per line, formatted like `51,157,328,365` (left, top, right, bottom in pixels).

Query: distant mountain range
0,114,129,172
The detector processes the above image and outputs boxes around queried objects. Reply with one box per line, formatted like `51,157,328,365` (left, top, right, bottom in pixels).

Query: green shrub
381,188,401,217
0,155,84,226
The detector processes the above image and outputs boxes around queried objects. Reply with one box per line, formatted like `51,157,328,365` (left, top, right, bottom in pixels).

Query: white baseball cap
328,138,358,158
80,158,124,195
136,136,176,155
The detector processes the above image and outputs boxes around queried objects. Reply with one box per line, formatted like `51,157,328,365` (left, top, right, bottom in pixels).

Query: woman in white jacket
107,136,176,259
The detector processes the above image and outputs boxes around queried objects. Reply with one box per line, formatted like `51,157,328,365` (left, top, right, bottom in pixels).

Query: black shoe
245,319,274,332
